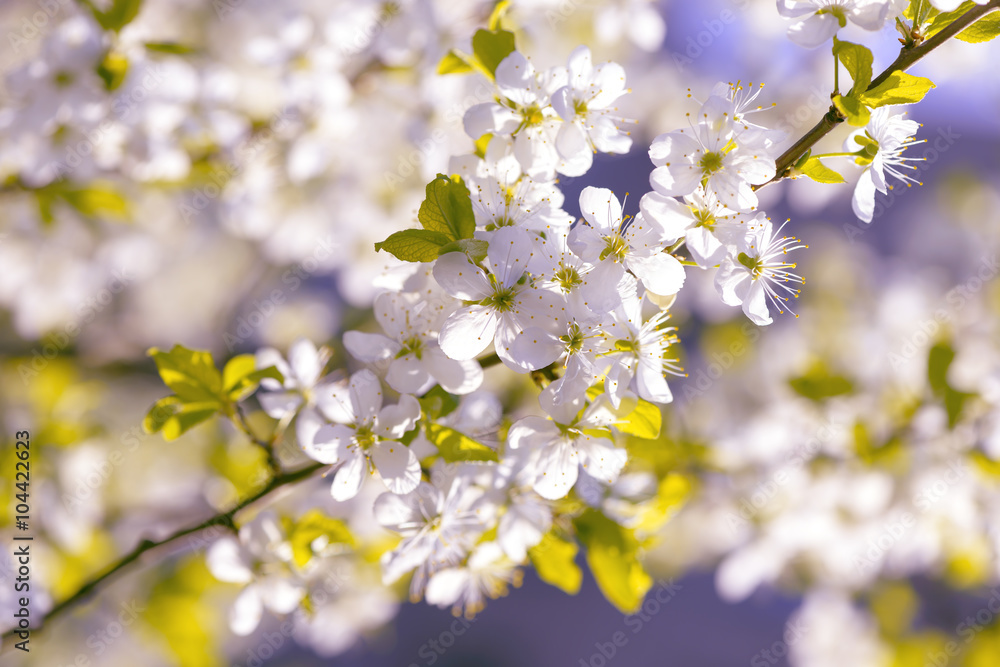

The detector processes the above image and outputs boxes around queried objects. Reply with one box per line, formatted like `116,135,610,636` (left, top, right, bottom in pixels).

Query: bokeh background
1,0,999,665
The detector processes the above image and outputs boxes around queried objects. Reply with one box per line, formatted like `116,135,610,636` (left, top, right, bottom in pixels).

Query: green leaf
956,12,1000,42
144,41,195,55
51,182,131,221
374,229,453,262
148,344,225,404
222,355,284,402
471,28,516,78
528,532,582,594
96,52,129,91
95,0,144,31
418,174,476,241
437,50,474,75
797,156,846,184
922,2,977,38
288,510,356,569
143,396,221,440
789,363,854,401
833,38,873,97
418,386,460,420
574,509,652,614
437,238,489,263
426,423,498,462
832,93,871,127
487,0,511,30
615,398,661,440
861,71,936,108
927,342,975,428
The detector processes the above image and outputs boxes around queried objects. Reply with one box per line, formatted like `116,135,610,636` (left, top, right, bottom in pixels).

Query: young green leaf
471,29,516,78
832,93,871,127
955,12,1000,42
97,52,129,91
222,355,284,402
437,238,489,263
861,71,936,108
437,50,474,75
374,229,452,262
528,532,583,594
288,510,356,568
426,423,498,462
574,509,652,614
614,398,662,440
418,386,460,420
148,344,225,404
922,2,977,38
418,174,477,241
797,157,846,184
832,38,873,96
143,396,221,440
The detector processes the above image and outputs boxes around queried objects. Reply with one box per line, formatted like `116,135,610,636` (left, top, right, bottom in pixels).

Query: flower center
738,251,763,278
483,283,517,312
354,424,378,450
817,6,848,27
553,265,582,293
559,322,585,354
486,215,516,231
700,151,724,176
600,233,629,262
573,98,588,115
522,104,544,126
693,208,716,230
397,335,424,360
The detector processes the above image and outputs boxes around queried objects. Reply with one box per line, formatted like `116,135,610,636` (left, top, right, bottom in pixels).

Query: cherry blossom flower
778,0,889,48
849,106,923,223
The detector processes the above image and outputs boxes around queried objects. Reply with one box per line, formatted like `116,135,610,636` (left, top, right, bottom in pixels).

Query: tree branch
1,462,325,649
759,0,999,189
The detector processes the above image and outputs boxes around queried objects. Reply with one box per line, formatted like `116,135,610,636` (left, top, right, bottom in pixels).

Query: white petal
307,423,354,465
287,338,321,387
377,394,421,440
386,355,434,395
349,369,383,422
463,102,519,138
230,587,263,636
331,452,366,501
533,440,579,500
787,13,840,49
372,441,422,495
639,192,693,242
343,331,398,363
438,306,498,360
511,327,563,371
576,435,628,485
742,279,773,326
852,168,877,223
258,390,302,419
258,576,303,613
627,252,686,297
578,186,621,232
427,346,483,395
425,568,469,608
206,537,253,584
487,226,533,287
433,252,491,300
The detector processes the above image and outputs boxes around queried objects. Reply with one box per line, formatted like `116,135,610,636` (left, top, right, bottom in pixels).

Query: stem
233,402,281,476
833,51,840,95
1,462,325,649
759,0,999,189
478,352,503,369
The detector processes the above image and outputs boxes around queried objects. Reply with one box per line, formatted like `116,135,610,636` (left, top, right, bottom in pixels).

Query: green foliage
832,93,871,127
574,509,652,614
143,345,283,440
833,38,873,97
919,2,976,38
789,362,854,401
861,72,936,108
528,531,582,594
287,510,356,568
436,26,516,79
144,41,195,54
927,342,975,427
96,52,129,91
83,0,144,32
418,385,460,420
797,156,846,184
956,12,1000,42
145,557,223,667
426,423,498,462
471,29,517,77
36,181,131,224
615,398,662,440
375,174,478,262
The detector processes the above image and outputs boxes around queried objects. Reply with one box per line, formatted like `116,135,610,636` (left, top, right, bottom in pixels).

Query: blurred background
1,0,999,665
